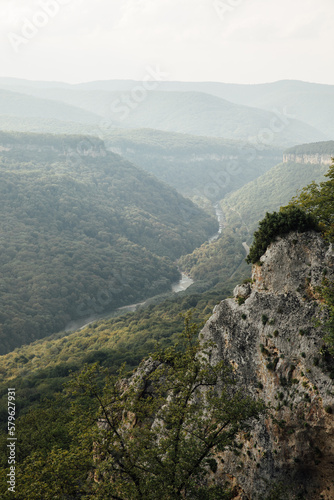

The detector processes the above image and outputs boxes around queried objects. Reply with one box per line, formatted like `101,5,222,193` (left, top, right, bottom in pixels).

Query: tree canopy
0,132,217,353
289,159,334,241
0,316,263,499
246,206,319,264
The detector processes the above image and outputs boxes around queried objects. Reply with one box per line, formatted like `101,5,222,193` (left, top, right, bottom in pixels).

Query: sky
0,0,333,85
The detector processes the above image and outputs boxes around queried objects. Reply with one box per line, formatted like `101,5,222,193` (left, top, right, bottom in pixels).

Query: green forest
285,140,334,155
1,156,333,498
0,132,217,354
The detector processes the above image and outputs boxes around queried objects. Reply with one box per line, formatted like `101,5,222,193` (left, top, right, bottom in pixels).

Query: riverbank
63,206,221,333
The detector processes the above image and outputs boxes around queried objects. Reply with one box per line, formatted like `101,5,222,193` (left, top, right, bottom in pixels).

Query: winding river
63,206,222,332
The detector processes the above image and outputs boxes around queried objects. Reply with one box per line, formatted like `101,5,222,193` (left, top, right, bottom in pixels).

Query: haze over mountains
0,78,332,351
0,78,330,146
0,74,333,498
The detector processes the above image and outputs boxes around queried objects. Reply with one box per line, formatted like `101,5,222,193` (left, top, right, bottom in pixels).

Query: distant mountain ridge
0,88,100,124
0,78,328,147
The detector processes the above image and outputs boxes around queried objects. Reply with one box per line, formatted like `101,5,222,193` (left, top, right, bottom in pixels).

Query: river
63,272,194,333
208,203,225,242
63,206,222,333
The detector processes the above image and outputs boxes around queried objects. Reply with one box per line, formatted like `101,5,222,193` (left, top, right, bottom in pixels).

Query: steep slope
0,121,282,200
201,231,334,499
220,159,329,232
105,128,282,199
0,132,217,354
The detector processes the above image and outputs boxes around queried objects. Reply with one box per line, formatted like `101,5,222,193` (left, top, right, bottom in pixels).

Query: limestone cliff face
283,153,332,165
201,231,334,499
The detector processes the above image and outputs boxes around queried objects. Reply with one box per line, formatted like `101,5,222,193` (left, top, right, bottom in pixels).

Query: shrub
246,206,319,264
261,314,269,325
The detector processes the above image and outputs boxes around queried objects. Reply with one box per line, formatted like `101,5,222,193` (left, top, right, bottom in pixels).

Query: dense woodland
0,77,333,498
285,140,334,155
0,162,333,499
105,129,281,200
0,132,217,354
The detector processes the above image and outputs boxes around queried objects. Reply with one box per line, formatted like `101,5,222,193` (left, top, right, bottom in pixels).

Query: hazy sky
1,0,333,85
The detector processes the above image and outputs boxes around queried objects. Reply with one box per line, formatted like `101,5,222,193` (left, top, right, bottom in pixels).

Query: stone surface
283,153,333,165
201,231,334,499
233,283,252,299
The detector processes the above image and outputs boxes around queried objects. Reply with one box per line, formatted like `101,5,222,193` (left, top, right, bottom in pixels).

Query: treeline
0,308,261,499
285,140,334,155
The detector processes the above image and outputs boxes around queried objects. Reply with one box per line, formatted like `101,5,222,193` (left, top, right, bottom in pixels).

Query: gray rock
201,231,334,499
234,283,252,299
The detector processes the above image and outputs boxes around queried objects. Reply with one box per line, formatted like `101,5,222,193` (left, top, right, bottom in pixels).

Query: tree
81,314,264,499
246,206,319,264
0,315,263,499
288,160,334,353
289,159,334,241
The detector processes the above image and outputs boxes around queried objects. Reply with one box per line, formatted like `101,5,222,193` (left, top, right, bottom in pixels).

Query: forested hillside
179,142,332,289
285,140,334,155
220,159,328,232
105,128,281,199
0,288,225,429
1,160,333,499
0,132,217,354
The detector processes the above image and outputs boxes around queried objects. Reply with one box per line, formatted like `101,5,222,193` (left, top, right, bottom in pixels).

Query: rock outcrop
283,153,332,165
201,231,334,499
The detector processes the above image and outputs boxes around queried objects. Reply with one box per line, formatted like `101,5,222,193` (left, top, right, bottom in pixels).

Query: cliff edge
201,231,334,499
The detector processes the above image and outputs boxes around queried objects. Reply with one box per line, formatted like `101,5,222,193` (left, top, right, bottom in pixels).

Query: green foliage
289,160,334,241
288,161,334,353
285,141,334,155
246,206,319,264
261,314,269,326
0,290,225,431
0,132,217,353
221,160,327,232
104,128,280,200
0,316,263,499
76,317,261,499
179,226,250,291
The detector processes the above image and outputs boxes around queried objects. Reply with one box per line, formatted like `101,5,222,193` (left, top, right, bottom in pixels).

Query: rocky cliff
201,231,334,499
283,153,332,165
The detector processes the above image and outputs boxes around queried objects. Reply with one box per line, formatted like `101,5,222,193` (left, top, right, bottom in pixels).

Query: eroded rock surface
201,231,334,499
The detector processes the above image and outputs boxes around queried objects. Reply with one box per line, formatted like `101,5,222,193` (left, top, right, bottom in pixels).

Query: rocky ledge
201,231,334,499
